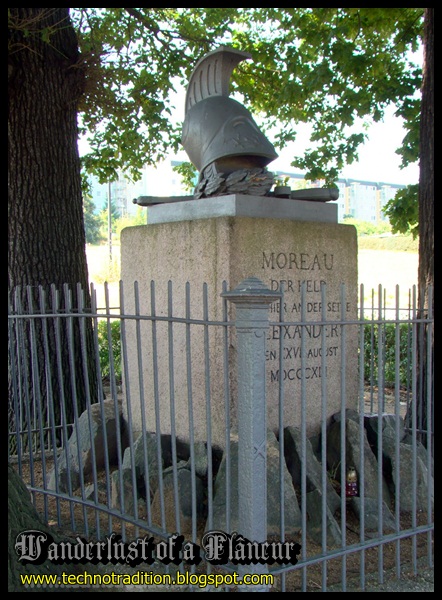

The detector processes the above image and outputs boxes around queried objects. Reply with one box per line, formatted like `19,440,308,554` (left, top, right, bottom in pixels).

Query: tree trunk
8,9,100,451
8,463,99,591
412,8,434,448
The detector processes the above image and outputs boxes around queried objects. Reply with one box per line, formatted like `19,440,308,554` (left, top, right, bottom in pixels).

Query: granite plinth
146,194,337,224
121,202,357,449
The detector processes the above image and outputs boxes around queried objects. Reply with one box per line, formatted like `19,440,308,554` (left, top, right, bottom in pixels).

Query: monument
121,46,358,449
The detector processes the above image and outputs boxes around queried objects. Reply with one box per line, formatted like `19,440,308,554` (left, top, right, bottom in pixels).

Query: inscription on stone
121,216,358,445
260,251,354,389
262,251,334,271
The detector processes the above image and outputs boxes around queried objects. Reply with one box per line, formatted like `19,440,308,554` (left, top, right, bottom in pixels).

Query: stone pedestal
120,195,358,449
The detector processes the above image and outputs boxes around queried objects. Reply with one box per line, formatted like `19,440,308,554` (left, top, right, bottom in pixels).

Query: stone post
222,277,281,592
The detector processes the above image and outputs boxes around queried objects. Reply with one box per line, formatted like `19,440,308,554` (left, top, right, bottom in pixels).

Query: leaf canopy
71,8,424,229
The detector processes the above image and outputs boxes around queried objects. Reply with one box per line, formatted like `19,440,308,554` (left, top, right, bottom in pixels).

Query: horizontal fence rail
8,280,433,592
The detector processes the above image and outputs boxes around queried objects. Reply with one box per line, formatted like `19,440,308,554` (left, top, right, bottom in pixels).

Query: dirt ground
13,248,427,591
14,381,431,593
14,460,432,592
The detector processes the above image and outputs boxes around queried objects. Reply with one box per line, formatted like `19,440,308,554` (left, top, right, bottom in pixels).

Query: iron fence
8,279,433,592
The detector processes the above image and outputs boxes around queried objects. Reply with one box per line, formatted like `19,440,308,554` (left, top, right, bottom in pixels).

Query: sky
79,38,422,190
164,60,421,188
268,104,419,187
79,94,420,189
169,104,419,187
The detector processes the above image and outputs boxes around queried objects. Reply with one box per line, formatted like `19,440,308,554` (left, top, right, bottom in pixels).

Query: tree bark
413,8,434,448
418,8,434,297
8,8,88,290
8,9,99,450
8,463,100,591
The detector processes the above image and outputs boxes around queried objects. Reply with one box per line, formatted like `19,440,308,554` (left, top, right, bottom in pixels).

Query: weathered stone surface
122,431,163,497
331,408,360,424
349,497,396,535
111,468,138,515
284,426,341,515
364,413,407,448
84,481,109,502
326,418,391,505
45,400,432,548
305,489,342,547
47,399,125,491
382,437,433,512
151,468,205,536
208,431,301,539
71,399,125,474
362,414,433,512
121,216,358,448
48,463,80,493
193,441,210,479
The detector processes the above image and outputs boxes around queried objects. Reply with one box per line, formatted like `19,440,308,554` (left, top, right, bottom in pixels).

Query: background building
87,159,406,224
274,170,404,223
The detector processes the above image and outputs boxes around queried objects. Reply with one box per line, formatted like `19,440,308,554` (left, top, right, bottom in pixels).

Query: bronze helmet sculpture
181,46,278,197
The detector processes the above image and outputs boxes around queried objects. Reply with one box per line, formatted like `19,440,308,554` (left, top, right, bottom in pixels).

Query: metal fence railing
8,279,433,592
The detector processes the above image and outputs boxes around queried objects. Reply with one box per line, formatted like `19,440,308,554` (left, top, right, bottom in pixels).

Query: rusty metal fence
8,279,433,592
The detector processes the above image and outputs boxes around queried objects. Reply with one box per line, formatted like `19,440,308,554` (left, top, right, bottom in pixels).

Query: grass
87,235,418,287
86,235,419,316
358,234,418,252
87,243,121,285
85,230,420,320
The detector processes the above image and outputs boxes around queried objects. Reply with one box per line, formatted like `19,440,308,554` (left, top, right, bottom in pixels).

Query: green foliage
382,184,419,238
89,254,120,285
69,8,423,193
343,217,418,251
342,218,391,237
172,161,198,193
96,208,147,246
97,319,122,383
275,176,290,187
113,207,147,239
357,234,418,252
83,194,104,244
363,320,412,388
98,197,119,240
101,197,120,221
